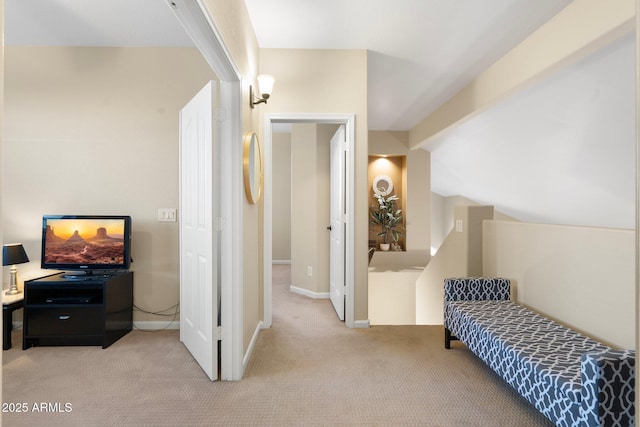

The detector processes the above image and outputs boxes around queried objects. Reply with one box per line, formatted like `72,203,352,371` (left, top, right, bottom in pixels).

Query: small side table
3,293,24,350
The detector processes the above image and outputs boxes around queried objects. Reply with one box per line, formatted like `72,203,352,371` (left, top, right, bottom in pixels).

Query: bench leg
445,327,452,349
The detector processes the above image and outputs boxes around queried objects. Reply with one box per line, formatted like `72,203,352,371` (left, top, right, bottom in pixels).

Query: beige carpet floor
2,265,553,426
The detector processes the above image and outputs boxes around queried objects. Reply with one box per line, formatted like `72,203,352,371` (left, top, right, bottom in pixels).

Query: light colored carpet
2,265,553,426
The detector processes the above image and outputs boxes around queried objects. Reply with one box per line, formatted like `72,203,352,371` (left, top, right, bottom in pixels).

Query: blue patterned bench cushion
444,278,635,427
447,300,609,404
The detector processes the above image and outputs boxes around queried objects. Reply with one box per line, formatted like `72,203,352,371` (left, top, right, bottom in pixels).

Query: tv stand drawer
26,307,102,336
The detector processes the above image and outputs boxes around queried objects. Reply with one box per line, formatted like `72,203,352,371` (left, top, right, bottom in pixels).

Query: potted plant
370,191,404,251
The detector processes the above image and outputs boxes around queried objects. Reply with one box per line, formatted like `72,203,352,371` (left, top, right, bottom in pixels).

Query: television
41,215,132,274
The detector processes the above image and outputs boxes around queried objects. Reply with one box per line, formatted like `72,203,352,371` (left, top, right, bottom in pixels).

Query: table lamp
3,243,30,295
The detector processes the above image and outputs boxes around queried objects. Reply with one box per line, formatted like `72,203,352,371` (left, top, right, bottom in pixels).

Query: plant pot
379,243,390,251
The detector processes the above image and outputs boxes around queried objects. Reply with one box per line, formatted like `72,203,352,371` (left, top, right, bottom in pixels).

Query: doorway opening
263,114,355,329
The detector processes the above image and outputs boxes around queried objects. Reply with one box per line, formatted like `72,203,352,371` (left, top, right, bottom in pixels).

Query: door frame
169,0,244,381
263,114,356,328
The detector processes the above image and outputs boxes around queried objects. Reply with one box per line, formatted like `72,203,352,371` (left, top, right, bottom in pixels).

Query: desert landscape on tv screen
44,219,125,265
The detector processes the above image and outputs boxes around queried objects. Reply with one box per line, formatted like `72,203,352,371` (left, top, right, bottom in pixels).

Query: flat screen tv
41,215,132,274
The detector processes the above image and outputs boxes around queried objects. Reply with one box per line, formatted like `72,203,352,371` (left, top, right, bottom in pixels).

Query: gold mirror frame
243,132,263,204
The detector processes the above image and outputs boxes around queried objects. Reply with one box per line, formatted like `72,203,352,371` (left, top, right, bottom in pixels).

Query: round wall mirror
373,175,393,196
243,132,263,204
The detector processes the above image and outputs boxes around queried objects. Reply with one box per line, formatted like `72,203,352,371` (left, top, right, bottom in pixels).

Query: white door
329,125,346,320
179,81,218,381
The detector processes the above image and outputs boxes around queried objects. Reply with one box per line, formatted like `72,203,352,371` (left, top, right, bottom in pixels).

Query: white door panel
180,81,218,381
329,125,346,320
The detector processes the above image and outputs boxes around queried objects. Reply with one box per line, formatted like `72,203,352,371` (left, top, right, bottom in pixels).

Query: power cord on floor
133,303,180,332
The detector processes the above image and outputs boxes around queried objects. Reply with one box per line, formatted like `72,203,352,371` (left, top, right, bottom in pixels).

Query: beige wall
431,194,515,253
416,205,493,324
484,220,635,349
314,124,337,294
272,132,291,261
3,46,217,323
405,151,430,251
417,207,636,350
289,124,336,295
259,48,369,321
290,124,324,293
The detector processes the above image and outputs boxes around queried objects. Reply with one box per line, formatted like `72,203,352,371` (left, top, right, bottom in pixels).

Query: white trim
168,0,244,381
289,285,330,299
263,118,273,328
353,320,371,329
220,80,244,381
168,0,240,80
244,321,263,371
133,321,180,330
264,114,356,329
272,260,292,265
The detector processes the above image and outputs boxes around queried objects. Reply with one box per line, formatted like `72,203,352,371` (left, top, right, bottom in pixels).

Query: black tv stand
23,271,133,349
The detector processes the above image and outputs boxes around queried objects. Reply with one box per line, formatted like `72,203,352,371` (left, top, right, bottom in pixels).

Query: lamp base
6,268,21,295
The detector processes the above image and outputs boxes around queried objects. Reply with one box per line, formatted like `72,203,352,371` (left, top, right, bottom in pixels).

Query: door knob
326,225,332,230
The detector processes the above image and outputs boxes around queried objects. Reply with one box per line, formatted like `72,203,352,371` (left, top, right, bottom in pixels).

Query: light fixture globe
250,74,275,109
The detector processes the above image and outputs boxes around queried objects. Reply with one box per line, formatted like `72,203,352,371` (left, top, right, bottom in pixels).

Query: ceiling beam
409,0,635,151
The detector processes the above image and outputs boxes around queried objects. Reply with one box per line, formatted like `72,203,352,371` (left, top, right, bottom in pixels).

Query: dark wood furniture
3,295,24,350
23,271,133,349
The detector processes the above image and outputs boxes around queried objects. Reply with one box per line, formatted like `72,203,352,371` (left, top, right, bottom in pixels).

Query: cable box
45,296,95,304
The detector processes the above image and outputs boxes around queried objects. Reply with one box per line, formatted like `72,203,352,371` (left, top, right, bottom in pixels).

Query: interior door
179,81,218,381
329,125,346,320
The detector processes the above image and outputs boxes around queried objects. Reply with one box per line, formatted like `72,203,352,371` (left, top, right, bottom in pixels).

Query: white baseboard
133,320,180,330
244,320,263,372
272,260,291,265
353,319,370,328
290,285,329,299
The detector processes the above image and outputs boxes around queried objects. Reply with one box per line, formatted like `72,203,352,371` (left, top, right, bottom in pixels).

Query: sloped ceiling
428,34,635,229
244,0,635,230
4,0,193,47
245,0,571,131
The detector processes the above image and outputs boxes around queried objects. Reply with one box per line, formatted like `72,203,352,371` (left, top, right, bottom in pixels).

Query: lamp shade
257,74,274,97
3,243,30,266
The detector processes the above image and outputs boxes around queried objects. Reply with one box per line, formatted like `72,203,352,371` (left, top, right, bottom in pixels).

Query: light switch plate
158,208,177,222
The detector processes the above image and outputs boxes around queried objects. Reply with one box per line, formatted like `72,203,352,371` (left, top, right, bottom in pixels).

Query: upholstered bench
443,277,635,427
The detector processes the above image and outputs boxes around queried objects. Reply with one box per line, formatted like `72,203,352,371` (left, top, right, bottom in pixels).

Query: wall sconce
3,243,30,295
250,74,275,109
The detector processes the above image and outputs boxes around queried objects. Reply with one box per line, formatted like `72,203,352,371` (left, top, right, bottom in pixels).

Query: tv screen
41,215,132,273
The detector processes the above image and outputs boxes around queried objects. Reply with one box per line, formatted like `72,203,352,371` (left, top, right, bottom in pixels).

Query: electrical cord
133,303,180,332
